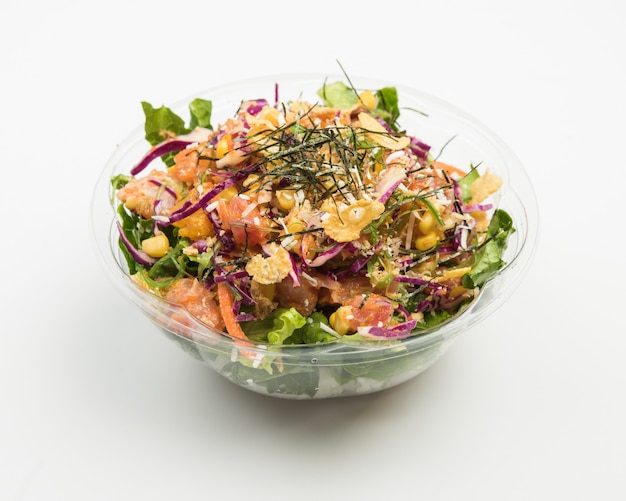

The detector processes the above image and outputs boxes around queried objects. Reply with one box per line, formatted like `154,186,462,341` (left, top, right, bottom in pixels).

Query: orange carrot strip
216,281,260,362
216,282,249,341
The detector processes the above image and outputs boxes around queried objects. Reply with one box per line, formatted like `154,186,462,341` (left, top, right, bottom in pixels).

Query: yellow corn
243,174,263,196
287,220,306,235
415,232,438,251
359,90,377,109
418,210,436,234
275,190,296,211
329,306,353,336
141,234,169,258
243,174,260,188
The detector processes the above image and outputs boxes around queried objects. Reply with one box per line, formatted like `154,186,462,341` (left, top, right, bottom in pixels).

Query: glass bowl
90,73,539,399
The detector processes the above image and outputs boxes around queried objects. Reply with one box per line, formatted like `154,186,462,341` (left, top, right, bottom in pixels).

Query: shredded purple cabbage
363,319,418,339
168,169,251,223
115,221,157,267
130,139,192,176
302,242,347,267
149,179,177,201
245,99,269,116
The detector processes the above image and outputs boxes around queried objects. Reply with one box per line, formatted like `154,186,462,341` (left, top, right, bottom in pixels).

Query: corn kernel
215,134,232,159
418,210,436,234
243,174,263,196
275,189,296,211
243,174,259,188
359,90,377,110
141,234,169,258
287,220,307,235
123,198,137,211
415,232,438,251
329,306,353,336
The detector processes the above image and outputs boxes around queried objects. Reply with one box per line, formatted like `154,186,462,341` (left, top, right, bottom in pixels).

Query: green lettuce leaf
317,81,402,130
242,308,307,345
189,98,213,129
287,312,337,344
462,209,515,289
374,86,401,130
226,361,320,397
317,81,358,109
457,165,480,203
141,101,190,146
116,204,153,275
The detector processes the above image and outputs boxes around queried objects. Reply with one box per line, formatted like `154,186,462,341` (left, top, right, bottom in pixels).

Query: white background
2,0,625,499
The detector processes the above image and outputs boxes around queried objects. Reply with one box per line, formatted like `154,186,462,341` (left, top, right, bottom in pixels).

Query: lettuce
141,102,190,147
140,99,213,166
462,209,514,289
242,309,337,345
242,308,306,344
317,81,358,109
189,98,213,129
288,312,337,344
457,166,480,203
227,361,320,397
317,82,401,129
374,86,401,130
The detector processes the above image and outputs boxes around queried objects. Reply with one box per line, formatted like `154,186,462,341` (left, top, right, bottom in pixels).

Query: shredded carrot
217,281,249,341
216,281,259,361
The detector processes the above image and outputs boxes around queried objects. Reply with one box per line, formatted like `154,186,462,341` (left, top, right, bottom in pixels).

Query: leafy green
146,237,189,284
186,249,214,283
287,312,337,344
421,309,455,329
462,209,515,289
116,204,153,275
111,174,130,192
140,98,212,166
140,102,189,167
189,98,213,129
141,101,190,146
242,308,306,344
457,165,480,203
317,81,358,109
336,342,441,382
317,81,401,129
374,86,401,130
226,361,320,397
242,309,336,345
267,308,307,345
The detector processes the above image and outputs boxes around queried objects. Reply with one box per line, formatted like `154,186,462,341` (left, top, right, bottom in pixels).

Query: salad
112,78,514,350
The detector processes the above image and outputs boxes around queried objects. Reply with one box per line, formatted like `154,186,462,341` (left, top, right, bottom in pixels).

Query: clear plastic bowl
91,74,539,399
